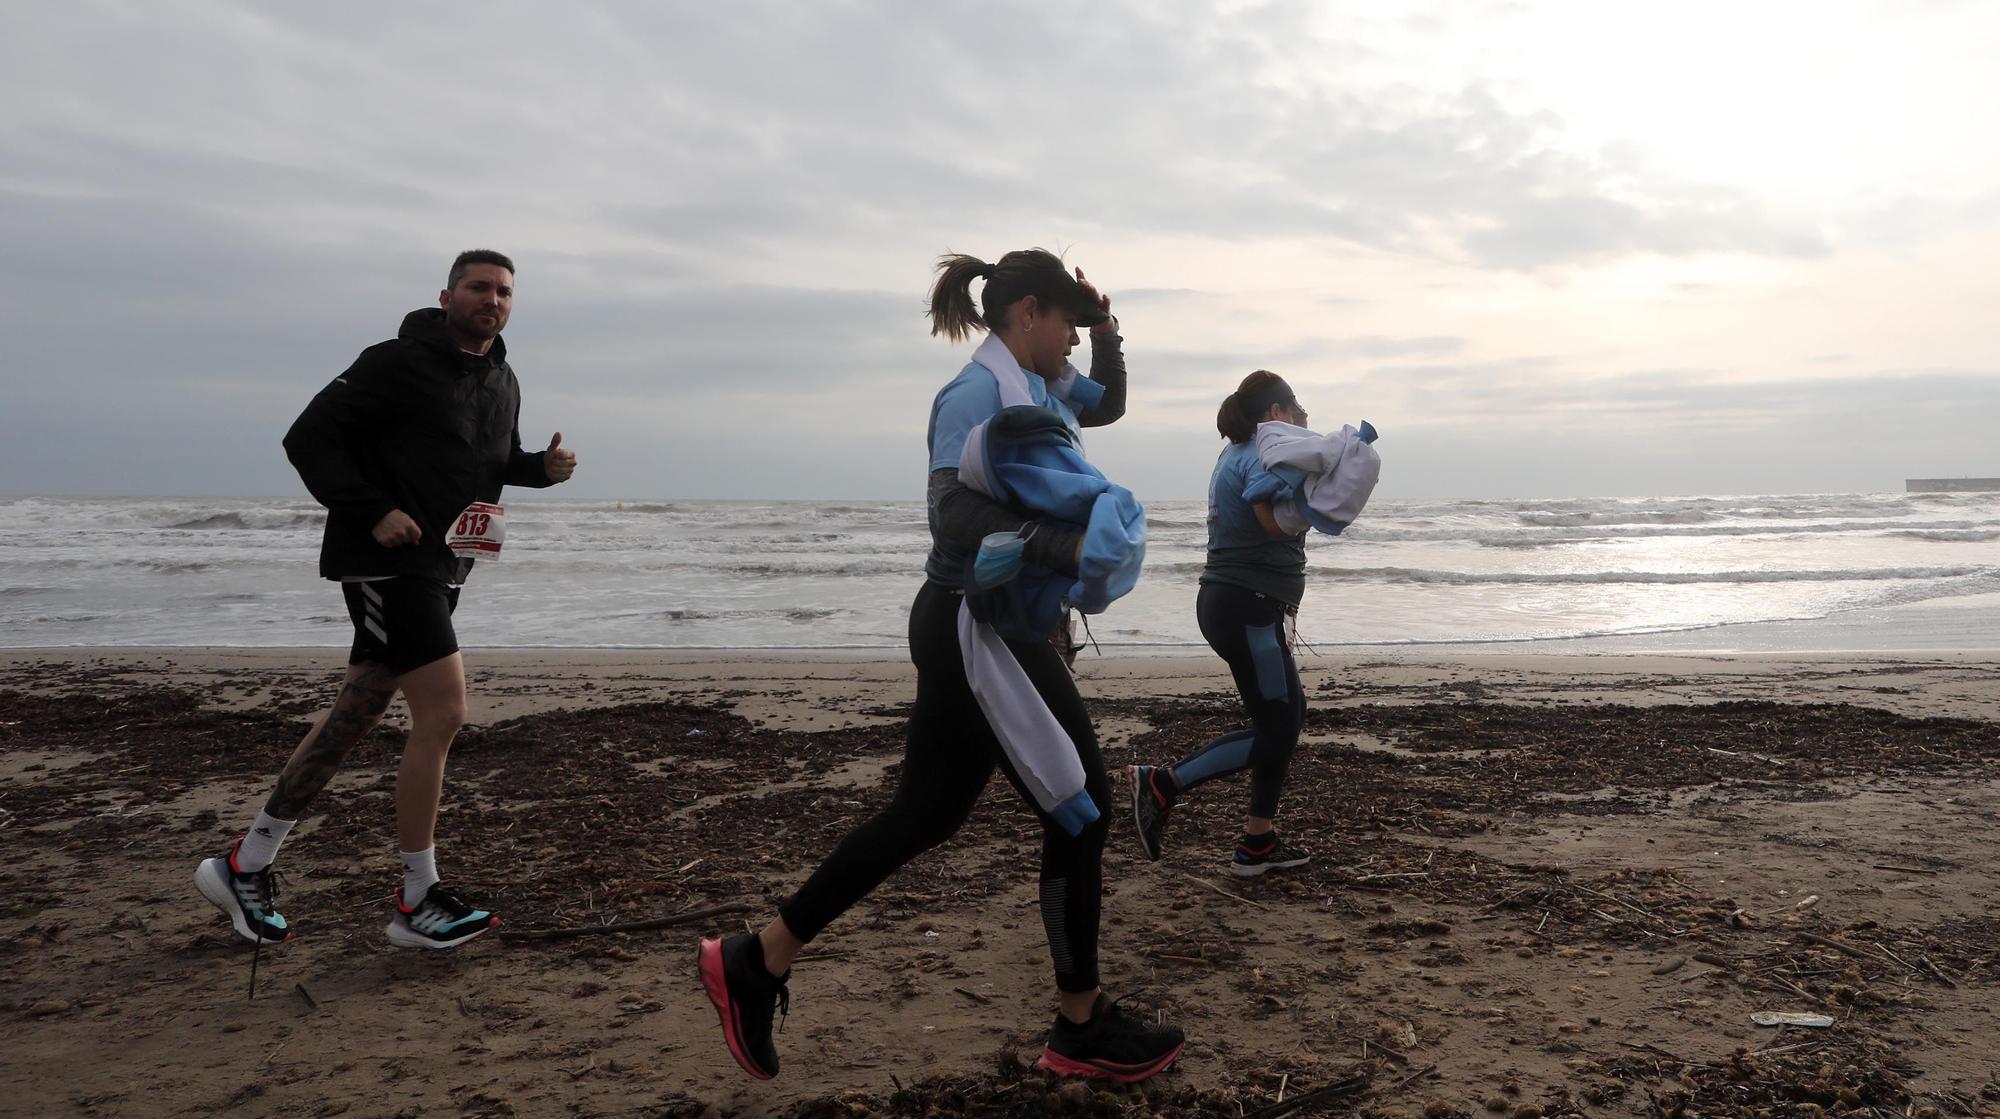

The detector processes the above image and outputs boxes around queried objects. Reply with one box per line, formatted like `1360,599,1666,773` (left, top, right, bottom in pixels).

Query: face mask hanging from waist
970,523,1037,590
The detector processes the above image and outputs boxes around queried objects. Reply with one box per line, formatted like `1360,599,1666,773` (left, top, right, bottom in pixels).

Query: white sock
400,847,439,906
234,811,295,872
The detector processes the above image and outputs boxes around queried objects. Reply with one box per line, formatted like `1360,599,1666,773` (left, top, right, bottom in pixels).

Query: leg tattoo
265,666,398,818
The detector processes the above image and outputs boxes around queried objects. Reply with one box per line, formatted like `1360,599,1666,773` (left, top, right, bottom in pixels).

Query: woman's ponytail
1217,369,1287,443
1216,392,1254,443
928,254,994,343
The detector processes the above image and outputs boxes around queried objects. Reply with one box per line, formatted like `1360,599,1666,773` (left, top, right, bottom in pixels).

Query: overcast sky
4,0,1998,502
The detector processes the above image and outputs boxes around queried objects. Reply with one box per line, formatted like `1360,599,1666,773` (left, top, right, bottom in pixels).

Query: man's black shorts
342,578,461,676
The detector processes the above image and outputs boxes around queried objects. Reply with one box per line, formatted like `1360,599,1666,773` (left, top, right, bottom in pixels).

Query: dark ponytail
1217,369,1289,443
928,254,996,343
928,247,1077,342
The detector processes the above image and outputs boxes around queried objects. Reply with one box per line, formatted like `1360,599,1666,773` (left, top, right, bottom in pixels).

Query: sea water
4,492,1998,653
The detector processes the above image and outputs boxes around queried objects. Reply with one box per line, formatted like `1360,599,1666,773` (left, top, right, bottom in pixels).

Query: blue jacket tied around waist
945,335,1147,837
959,405,1147,642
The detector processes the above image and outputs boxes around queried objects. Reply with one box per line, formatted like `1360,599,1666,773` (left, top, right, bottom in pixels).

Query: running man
195,250,577,950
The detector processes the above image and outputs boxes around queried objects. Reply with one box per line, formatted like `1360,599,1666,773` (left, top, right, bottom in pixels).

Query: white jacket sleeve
1255,421,1382,533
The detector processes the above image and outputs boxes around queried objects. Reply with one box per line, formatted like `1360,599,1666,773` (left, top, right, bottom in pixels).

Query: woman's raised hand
1075,267,1116,334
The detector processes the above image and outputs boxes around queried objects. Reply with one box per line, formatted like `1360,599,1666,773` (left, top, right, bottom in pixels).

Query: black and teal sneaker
194,839,291,944
385,882,498,949
1230,833,1309,877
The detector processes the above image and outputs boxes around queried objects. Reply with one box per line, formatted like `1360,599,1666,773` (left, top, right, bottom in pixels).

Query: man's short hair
447,249,515,290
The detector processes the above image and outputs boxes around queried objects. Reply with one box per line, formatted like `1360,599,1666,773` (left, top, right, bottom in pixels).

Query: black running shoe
194,839,290,944
1231,834,1310,877
1127,765,1175,862
698,933,790,1080
1036,993,1185,1082
385,882,498,949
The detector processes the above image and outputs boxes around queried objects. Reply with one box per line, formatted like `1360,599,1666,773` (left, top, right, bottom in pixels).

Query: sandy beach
6,646,2000,1117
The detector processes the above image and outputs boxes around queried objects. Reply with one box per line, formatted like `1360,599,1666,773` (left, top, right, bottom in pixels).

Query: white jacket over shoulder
1250,420,1381,536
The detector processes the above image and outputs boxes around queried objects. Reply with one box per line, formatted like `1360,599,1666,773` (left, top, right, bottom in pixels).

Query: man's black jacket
284,307,552,584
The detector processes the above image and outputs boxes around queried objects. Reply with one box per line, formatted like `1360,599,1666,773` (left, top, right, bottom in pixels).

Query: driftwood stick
1796,931,1873,960
1241,1075,1368,1119
794,948,853,963
1918,955,1958,989
1796,930,1914,978
1619,1040,1691,1064
1570,882,1683,932
1871,940,1923,976
1183,873,1272,911
496,901,757,941
1390,1063,1439,1092
1357,1036,1410,1065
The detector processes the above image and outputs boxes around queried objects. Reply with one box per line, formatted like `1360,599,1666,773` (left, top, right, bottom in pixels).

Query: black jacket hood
399,307,508,366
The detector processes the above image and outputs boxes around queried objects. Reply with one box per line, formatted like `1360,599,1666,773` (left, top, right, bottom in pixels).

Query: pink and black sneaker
1230,832,1310,877
1127,765,1176,862
1036,993,1185,1082
698,933,790,1080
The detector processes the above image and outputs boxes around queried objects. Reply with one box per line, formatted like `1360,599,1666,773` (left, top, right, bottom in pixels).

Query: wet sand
5,647,2000,1117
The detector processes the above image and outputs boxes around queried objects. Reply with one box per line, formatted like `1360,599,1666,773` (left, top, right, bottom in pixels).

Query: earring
1024,320,1034,333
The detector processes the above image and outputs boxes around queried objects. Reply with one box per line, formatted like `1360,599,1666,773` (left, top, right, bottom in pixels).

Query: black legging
779,580,1112,993
1167,581,1306,819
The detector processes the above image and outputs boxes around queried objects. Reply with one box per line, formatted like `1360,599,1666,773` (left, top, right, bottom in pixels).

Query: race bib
448,502,505,559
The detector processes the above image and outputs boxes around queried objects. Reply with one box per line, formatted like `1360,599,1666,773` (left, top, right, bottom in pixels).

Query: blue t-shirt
1201,440,1307,605
924,363,1082,587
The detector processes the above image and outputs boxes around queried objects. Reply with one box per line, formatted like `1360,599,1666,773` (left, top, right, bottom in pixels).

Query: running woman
1128,371,1313,876
195,250,578,950
698,249,1185,1083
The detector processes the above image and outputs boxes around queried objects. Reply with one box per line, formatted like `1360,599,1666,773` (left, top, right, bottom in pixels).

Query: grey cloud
1848,188,2000,247
515,284,939,397
1,1,1845,282
1088,365,2000,501
0,1,1987,503
1368,363,2000,434
1114,289,1209,304
320,3,1840,269
1461,195,1652,269
1121,334,1471,393
2,127,438,214
0,187,444,405
1314,335,1464,360
1365,356,1562,388
1203,367,2000,499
